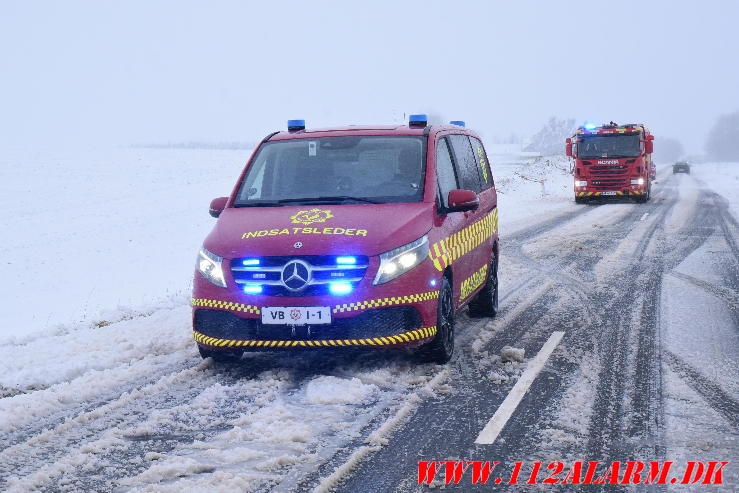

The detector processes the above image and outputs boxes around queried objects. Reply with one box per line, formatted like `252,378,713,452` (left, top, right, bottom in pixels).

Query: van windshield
234,136,426,206
577,134,641,159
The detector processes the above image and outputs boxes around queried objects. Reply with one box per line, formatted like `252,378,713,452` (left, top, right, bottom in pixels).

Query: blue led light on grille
329,282,353,295
336,256,357,265
449,121,465,127
242,259,261,266
243,285,263,294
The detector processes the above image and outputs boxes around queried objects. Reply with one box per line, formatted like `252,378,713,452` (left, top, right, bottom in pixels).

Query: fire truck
566,122,655,204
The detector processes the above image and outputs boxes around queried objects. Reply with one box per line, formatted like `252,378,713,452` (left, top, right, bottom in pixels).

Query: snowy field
1,146,737,492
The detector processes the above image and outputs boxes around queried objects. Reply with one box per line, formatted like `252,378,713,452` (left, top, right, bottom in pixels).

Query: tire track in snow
664,350,739,428
0,360,214,490
0,354,196,450
586,176,727,466
669,271,739,308
584,182,678,464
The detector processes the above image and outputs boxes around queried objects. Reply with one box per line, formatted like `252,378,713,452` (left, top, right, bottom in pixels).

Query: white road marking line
640,212,649,221
474,331,565,445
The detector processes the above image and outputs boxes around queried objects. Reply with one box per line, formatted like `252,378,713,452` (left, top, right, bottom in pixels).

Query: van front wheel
416,277,454,364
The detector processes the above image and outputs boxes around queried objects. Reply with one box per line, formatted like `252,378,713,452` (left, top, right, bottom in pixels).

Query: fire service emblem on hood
290,208,334,226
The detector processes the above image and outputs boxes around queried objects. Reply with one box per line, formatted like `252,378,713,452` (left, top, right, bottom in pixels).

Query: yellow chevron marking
428,209,497,271
332,290,438,313
192,327,437,350
191,298,260,314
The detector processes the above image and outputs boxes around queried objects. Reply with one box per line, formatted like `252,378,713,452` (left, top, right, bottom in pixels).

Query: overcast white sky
1,1,737,153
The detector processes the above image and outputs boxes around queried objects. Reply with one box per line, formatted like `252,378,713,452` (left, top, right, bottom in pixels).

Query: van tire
198,345,243,363
416,277,454,364
468,253,499,318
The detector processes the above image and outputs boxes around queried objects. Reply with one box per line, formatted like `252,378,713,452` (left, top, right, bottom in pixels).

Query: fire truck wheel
575,196,587,204
469,253,499,318
198,345,243,363
416,276,455,364
635,186,650,203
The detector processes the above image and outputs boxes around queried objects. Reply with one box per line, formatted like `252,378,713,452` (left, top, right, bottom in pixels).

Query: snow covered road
1,152,737,492
337,171,739,492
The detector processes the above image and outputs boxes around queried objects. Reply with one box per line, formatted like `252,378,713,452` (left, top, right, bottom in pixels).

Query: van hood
203,203,434,259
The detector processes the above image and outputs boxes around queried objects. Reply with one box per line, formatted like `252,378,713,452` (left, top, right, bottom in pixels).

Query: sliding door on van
447,134,496,305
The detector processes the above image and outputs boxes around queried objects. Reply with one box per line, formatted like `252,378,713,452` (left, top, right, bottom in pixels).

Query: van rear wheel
469,253,499,318
416,277,454,364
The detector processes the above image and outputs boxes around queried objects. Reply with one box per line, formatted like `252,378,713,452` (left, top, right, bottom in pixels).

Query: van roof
268,124,474,141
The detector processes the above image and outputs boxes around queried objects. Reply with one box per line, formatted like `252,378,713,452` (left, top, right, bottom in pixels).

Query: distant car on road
673,161,690,174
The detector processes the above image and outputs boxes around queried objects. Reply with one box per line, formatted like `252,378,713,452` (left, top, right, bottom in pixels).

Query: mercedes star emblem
282,260,311,291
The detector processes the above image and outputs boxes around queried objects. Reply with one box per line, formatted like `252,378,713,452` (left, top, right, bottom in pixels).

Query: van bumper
191,263,441,351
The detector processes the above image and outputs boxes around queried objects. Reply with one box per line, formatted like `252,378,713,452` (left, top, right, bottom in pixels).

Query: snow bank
500,346,525,363
305,376,379,405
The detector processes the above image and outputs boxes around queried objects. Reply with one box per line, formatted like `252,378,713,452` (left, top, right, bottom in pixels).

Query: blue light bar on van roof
449,121,465,127
409,114,428,127
583,122,597,130
287,119,306,131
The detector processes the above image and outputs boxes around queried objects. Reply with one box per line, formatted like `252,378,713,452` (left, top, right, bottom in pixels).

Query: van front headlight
197,247,227,287
373,235,429,285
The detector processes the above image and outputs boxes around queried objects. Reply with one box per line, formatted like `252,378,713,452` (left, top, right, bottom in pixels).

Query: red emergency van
193,116,499,363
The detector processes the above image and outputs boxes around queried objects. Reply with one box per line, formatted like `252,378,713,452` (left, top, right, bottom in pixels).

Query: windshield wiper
278,196,382,204
233,201,285,208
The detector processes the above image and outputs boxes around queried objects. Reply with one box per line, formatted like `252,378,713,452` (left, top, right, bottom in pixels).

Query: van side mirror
645,141,654,154
447,189,479,212
209,197,228,218
566,143,573,157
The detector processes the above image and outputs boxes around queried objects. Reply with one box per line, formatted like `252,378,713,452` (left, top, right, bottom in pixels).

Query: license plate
601,191,617,196
261,306,331,325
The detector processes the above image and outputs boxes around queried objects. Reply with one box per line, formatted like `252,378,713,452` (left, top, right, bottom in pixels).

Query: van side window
448,134,482,192
469,136,493,189
436,137,459,208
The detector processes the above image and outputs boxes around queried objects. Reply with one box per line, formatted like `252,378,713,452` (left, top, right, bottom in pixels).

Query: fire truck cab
566,122,655,204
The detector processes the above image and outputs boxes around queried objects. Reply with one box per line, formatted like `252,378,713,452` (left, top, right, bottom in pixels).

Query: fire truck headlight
575,180,587,187
374,235,429,285
631,178,644,186
197,247,227,287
